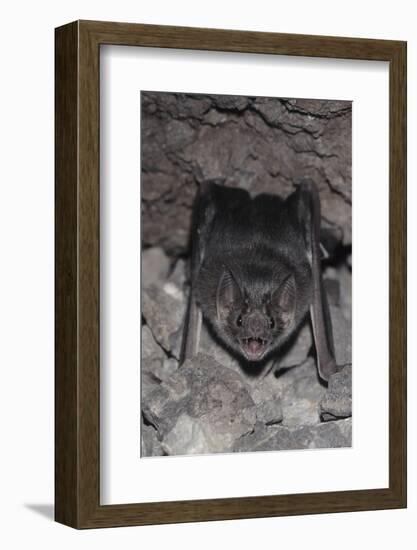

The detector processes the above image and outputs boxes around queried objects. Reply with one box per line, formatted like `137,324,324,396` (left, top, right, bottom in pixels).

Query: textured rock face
141,92,352,254
234,418,352,453
141,263,352,456
140,92,352,457
142,354,257,455
320,365,352,421
141,281,187,359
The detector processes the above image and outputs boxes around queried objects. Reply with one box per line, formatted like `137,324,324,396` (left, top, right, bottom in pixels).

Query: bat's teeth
244,337,266,345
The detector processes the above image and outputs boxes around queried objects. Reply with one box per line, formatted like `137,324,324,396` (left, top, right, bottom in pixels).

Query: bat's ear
216,268,242,322
271,274,296,329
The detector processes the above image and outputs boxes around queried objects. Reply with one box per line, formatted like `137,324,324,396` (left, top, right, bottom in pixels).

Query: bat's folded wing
296,180,338,382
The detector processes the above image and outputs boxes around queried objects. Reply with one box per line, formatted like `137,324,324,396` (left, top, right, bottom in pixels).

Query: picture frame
55,20,406,528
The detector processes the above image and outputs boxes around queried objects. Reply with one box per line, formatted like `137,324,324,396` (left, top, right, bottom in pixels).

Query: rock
142,356,179,387
142,283,186,358
162,357,179,378
141,92,352,254
249,375,282,405
234,418,352,452
256,398,283,425
168,258,188,291
329,305,352,366
324,278,340,306
142,376,189,438
275,321,312,369
338,263,352,324
141,325,165,360
320,365,352,420
141,361,162,398
162,414,209,456
142,247,171,288
141,422,164,457
274,358,326,427
142,354,256,455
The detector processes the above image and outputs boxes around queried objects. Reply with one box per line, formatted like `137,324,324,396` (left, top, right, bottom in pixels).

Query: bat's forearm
181,292,202,364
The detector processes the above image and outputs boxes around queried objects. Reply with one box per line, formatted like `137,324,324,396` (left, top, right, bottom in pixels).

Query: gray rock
142,356,179,387
320,365,352,420
274,358,326,427
324,265,351,323
275,321,312,369
142,247,171,288
141,325,165,360
142,283,186,358
162,414,210,456
141,360,162,398
163,357,179,378
142,376,189,438
141,422,164,457
249,375,282,405
234,418,352,453
338,263,352,324
256,398,283,425
142,354,256,455
168,258,188,291
324,277,341,306
330,305,352,366
142,92,352,254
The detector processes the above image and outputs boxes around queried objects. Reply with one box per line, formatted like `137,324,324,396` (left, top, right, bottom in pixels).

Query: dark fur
196,184,312,360
182,181,337,380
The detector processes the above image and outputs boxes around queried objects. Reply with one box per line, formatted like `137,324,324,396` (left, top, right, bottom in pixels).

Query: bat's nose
247,312,266,336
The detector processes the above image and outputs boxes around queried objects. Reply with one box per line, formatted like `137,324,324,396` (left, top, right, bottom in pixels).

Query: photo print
140,91,352,458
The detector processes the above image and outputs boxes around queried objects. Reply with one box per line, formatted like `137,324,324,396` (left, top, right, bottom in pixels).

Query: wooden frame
55,20,407,529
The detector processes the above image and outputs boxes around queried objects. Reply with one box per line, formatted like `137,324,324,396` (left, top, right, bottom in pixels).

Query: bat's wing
295,180,338,382
180,182,216,363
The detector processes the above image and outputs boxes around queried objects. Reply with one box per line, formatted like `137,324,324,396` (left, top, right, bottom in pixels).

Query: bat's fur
195,185,313,362
183,181,337,380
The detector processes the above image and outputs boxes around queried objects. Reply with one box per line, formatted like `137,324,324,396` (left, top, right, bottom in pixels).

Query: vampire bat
181,180,338,382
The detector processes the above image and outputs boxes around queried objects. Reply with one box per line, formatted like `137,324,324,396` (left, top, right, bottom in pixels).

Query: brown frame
55,20,407,529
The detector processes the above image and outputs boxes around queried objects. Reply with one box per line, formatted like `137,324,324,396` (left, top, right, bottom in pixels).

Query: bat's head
215,266,301,362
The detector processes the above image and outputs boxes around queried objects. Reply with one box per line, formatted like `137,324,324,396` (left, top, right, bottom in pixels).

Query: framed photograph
55,20,406,528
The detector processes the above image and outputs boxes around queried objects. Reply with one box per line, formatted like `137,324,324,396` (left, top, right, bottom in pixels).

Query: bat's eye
236,315,243,327
269,317,275,329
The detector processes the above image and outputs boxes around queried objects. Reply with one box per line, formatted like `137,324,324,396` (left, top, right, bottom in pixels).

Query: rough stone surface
338,263,352,324
142,283,186,358
330,305,352,366
141,92,352,254
255,398,283,425
141,422,164,457
320,365,352,420
141,360,162,398
142,356,179,386
141,247,171,288
324,277,341,306
168,258,188,292
142,354,257,455
274,359,327,427
141,325,165,360
234,418,352,453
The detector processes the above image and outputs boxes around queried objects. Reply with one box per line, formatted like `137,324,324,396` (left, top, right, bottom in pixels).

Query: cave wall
141,91,352,255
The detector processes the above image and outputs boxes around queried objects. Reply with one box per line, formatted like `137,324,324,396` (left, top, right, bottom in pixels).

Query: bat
181,180,338,382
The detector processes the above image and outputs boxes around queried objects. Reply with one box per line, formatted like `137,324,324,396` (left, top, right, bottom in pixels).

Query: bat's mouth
241,337,268,361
